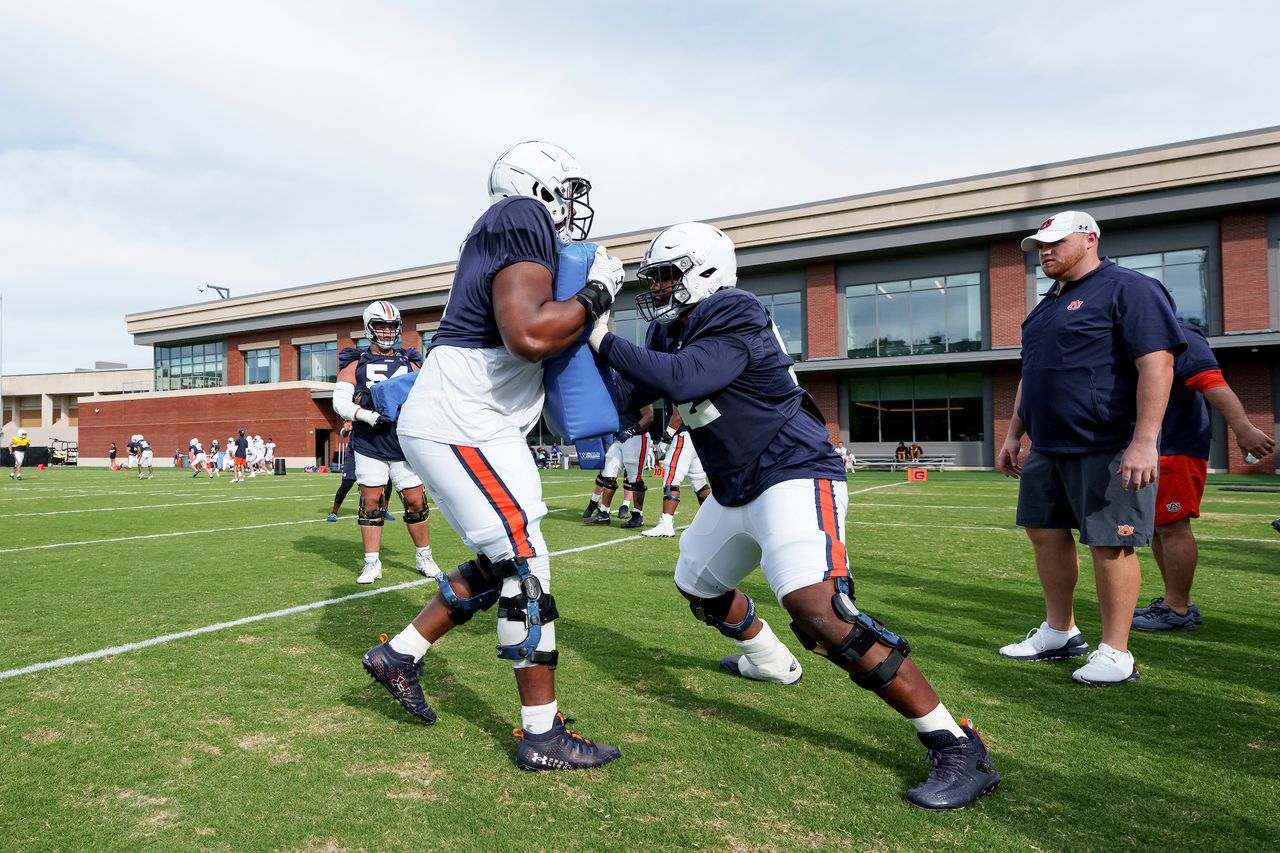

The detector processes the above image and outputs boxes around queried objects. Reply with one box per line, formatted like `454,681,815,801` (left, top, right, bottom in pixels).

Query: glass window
299,341,338,382
244,347,280,385
758,292,804,360
845,371,986,443
154,342,225,390
846,272,984,358
612,309,646,347
1037,249,1209,328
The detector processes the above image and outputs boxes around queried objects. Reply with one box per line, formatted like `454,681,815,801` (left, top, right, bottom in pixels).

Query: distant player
589,222,998,809
189,438,213,478
232,431,249,483
209,438,222,477
331,300,439,583
137,435,154,480
327,423,395,522
643,410,710,538
109,441,118,470
583,391,654,529
9,429,31,480
265,437,276,472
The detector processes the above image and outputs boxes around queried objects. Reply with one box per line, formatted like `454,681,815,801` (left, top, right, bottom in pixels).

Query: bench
851,453,956,472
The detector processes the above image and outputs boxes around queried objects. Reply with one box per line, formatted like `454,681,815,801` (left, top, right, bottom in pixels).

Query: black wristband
574,282,613,323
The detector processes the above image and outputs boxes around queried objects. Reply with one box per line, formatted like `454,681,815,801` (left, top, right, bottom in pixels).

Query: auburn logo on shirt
1067,300,1084,311
1116,524,1135,537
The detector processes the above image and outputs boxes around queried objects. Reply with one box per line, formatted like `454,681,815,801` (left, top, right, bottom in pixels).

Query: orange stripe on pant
817,481,849,578
454,445,534,559
664,435,684,488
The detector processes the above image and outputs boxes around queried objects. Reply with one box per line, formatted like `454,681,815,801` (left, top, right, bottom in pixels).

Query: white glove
588,245,624,299
587,312,610,351
653,442,669,463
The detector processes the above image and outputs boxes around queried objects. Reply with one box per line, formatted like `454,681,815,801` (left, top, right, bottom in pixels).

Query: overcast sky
1,1,1277,375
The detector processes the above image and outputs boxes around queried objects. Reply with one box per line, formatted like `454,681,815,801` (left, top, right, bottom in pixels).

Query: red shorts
1155,454,1207,527
234,456,247,466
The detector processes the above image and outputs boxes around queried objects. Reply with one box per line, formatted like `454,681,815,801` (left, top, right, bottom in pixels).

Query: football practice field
1,467,1277,851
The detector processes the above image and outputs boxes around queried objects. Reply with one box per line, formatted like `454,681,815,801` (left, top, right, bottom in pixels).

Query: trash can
273,458,287,476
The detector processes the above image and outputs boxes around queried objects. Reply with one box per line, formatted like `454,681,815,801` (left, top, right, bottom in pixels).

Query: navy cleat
325,512,339,522
514,713,621,771
906,721,1000,811
584,509,611,526
582,499,599,520
616,505,631,520
383,509,395,521
362,642,437,724
620,512,644,530
1272,517,1280,534
1132,597,1202,631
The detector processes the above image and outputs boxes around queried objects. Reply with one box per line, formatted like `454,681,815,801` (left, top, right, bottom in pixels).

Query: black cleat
616,505,631,520
906,721,1000,810
620,512,644,530
1272,518,1280,535
362,642,437,724
582,499,599,520
514,713,621,771
584,509,611,526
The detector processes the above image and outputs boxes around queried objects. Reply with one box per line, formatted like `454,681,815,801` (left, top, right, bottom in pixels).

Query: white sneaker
1072,643,1139,686
720,652,803,685
357,559,382,584
642,518,677,538
998,622,1090,661
415,552,442,578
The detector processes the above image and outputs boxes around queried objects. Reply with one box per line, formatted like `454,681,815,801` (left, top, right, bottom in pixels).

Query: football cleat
1072,643,1140,686
720,655,803,685
905,721,1000,810
584,509,611,526
326,512,339,522
514,713,620,771
362,642,437,724
641,518,676,538
616,505,631,520
998,623,1090,661
415,552,442,578
357,559,382,584
383,509,395,521
620,512,644,530
1132,598,1202,631
582,499,599,519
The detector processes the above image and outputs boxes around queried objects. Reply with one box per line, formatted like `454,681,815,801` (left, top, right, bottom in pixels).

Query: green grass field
1,466,1278,851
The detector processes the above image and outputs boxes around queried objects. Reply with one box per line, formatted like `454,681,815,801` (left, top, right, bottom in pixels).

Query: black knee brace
789,578,910,692
688,590,757,639
357,505,385,527
436,556,501,625
629,478,647,494
402,504,429,524
696,485,711,505
595,473,618,491
497,559,559,669
665,485,681,504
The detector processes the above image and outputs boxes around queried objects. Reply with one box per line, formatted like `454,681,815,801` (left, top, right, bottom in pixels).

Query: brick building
84,128,1280,472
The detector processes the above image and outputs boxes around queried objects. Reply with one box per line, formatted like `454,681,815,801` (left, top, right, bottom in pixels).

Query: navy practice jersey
1019,259,1186,454
431,196,559,350
234,436,248,457
600,289,844,506
1161,321,1220,459
340,345,422,461
138,439,151,452
210,439,219,452
127,441,140,455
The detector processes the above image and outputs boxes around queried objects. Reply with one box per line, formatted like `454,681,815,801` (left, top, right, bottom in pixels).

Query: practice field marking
0,518,342,554
0,494,326,519
0,525,689,682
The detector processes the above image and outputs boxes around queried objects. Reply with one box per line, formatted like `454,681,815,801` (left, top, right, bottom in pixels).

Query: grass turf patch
1,467,1278,850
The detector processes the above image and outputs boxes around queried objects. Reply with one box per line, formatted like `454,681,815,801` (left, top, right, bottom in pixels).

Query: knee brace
357,504,385,527
696,485,711,505
436,556,501,625
688,590,757,639
789,578,910,692
402,498,429,525
665,485,681,504
629,478,647,494
492,557,559,667
595,473,618,492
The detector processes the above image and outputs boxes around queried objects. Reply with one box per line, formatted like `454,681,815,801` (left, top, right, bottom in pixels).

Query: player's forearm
599,333,746,403
1203,385,1255,433
1132,350,1175,445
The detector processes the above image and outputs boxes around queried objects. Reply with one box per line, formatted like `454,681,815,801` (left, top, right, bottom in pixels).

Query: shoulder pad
401,347,423,366
338,347,364,369
687,289,769,337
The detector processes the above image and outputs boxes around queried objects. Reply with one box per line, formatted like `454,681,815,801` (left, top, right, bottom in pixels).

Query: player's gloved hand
576,247,624,323
588,312,610,351
653,442,668,463
615,427,636,444
355,408,392,429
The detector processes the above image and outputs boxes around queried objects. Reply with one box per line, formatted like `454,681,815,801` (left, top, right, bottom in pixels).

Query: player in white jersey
137,435,154,480
643,410,710,538
362,141,624,770
583,400,654,529
189,438,213,478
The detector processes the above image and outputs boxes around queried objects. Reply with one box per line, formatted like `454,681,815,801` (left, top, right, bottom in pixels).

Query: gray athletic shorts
1015,448,1157,547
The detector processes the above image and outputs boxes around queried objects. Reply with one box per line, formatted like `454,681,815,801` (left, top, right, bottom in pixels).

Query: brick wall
1220,210,1271,333
991,365,1025,464
1220,357,1276,474
78,386,343,466
805,261,840,358
989,239,1028,347
804,373,841,444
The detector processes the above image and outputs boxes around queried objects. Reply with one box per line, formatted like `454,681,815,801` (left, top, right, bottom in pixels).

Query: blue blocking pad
574,438,607,469
542,242,620,442
370,371,417,422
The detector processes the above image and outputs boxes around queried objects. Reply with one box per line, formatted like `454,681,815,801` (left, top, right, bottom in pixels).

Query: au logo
1067,300,1084,311
1116,524,1135,537
1038,217,1055,231
1166,502,1181,513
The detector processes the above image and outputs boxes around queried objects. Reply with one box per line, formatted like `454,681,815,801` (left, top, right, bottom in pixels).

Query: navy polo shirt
1019,258,1186,454
1161,320,1219,459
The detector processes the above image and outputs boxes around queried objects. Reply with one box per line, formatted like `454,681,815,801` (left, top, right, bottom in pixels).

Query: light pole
198,285,231,300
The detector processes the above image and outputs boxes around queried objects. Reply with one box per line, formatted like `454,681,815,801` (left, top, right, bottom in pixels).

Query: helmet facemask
636,255,697,325
367,319,401,350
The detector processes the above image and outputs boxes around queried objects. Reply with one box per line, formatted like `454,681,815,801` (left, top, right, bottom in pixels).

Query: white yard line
0,525,690,681
0,518,341,554
0,494,322,519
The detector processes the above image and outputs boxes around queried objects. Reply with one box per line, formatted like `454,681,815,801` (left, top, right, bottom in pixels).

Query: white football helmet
635,222,738,325
488,141,594,244
362,300,402,350
18,429,28,437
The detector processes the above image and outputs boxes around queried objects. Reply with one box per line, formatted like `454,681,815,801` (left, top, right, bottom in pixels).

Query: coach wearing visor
995,211,1186,686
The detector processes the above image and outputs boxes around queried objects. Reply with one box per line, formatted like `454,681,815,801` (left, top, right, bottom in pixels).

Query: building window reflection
848,371,985,443
154,342,225,391
846,273,981,358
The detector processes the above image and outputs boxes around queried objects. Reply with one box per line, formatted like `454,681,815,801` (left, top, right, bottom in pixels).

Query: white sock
416,546,433,559
1040,622,1077,641
599,501,611,511
660,513,674,525
735,620,796,678
521,700,558,735
388,624,431,662
620,499,630,510
909,703,965,739
364,552,379,564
